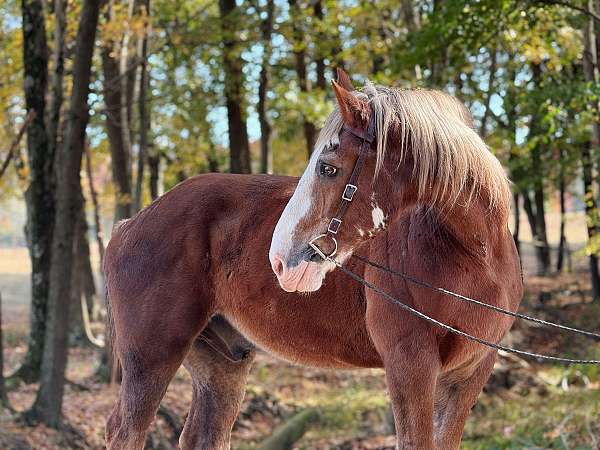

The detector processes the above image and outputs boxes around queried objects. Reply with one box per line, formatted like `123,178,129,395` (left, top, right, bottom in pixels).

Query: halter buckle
342,184,357,201
328,218,342,234
308,234,338,260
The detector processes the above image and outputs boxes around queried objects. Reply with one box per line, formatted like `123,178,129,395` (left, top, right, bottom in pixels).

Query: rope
352,254,600,341
329,257,600,365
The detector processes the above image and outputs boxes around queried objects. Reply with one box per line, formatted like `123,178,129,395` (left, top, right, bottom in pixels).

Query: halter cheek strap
309,108,377,260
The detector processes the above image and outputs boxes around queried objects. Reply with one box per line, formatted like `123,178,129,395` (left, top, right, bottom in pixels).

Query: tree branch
531,0,600,23
0,110,36,180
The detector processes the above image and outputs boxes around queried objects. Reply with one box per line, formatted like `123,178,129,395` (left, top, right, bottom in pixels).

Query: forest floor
1,219,600,449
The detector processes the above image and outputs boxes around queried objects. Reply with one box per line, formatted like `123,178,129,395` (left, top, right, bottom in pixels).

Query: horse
104,70,522,450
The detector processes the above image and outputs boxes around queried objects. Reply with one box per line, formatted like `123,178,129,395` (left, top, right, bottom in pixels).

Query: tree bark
69,202,96,346
69,207,85,345
513,192,521,255
0,293,8,407
581,142,600,300
583,0,600,300
429,0,447,86
313,0,326,90
522,191,537,240
17,0,53,384
47,0,66,164
84,144,105,267
102,2,133,222
219,0,251,174
556,159,567,273
258,0,274,174
288,0,317,158
26,0,101,426
134,0,150,211
148,152,160,199
479,47,497,138
533,180,551,275
527,63,551,275
257,409,320,450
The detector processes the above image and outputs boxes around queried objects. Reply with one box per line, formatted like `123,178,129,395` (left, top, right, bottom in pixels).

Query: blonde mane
316,83,511,220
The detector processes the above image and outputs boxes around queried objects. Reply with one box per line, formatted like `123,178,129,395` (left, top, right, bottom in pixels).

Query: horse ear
331,79,369,129
336,68,355,91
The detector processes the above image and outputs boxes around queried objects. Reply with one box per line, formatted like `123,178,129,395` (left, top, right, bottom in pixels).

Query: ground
1,212,600,449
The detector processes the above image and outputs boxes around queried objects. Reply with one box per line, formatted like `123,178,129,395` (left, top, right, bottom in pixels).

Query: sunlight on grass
463,385,600,449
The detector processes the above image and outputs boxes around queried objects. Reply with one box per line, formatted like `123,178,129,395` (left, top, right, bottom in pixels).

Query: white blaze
269,137,339,262
371,205,386,229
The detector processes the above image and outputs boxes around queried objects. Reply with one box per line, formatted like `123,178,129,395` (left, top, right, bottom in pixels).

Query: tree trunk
526,63,551,276
429,0,447,86
0,293,8,407
84,144,105,267
257,409,320,450
401,0,422,80
69,202,96,346
102,3,133,222
219,0,251,174
121,0,137,153
258,0,274,174
581,142,600,300
69,208,85,345
133,0,150,211
513,192,520,255
583,0,600,300
313,0,326,90
17,0,53,384
148,152,160,199
533,180,550,275
556,161,567,273
47,0,66,165
288,0,317,158
479,47,497,138
26,0,101,426
522,191,537,240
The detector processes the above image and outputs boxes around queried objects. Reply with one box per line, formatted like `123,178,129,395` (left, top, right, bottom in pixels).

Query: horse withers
105,71,522,450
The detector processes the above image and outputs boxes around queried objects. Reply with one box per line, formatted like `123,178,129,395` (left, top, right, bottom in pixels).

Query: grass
463,383,600,449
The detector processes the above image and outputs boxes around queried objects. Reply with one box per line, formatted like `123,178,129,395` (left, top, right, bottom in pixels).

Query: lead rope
327,257,600,364
352,254,600,341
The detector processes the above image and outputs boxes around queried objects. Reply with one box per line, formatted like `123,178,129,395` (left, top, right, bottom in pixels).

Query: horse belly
220,298,383,369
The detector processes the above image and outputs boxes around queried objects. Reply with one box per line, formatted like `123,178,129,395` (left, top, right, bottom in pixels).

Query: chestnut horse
105,72,522,449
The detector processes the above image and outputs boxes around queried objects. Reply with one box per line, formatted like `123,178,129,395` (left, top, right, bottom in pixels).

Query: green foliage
1,0,600,257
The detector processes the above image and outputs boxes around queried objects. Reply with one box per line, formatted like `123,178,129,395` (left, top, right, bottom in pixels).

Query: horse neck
394,177,508,258
427,188,509,257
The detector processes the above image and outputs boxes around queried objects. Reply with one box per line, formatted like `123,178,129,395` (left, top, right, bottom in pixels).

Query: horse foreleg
381,334,440,450
433,351,497,449
180,317,255,450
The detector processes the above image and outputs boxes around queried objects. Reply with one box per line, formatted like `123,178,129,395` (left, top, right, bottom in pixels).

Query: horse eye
319,162,338,177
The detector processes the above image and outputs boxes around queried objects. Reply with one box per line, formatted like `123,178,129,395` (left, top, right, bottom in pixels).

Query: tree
288,0,317,157
102,1,133,222
16,0,54,384
258,0,274,174
219,0,251,174
582,0,600,300
26,0,101,426
134,0,151,211
0,293,8,408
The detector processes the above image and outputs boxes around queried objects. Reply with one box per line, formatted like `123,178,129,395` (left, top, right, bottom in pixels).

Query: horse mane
316,82,511,220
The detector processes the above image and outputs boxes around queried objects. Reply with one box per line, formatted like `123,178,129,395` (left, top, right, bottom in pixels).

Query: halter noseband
308,107,376,260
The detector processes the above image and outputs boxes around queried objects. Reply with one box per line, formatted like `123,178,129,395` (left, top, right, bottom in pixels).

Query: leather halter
308,107,376,260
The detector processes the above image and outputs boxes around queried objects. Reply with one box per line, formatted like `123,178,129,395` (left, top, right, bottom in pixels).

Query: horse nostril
272,256,285,277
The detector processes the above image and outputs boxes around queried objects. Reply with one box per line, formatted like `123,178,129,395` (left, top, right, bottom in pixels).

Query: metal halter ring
308,234,338,260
